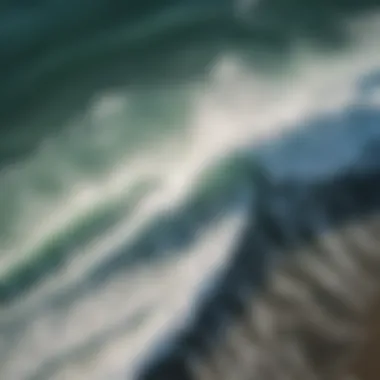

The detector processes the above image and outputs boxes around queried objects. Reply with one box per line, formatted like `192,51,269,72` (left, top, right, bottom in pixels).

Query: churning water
1,1,380,379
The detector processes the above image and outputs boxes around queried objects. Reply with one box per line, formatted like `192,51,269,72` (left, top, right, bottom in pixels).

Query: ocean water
1,1,380,380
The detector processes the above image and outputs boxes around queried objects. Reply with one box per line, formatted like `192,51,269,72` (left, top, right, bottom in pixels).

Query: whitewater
1,2,380,380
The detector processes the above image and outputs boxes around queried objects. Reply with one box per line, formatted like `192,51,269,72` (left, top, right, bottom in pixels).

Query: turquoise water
1,2,380,379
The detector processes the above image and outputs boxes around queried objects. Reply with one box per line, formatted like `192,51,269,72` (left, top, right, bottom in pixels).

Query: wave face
1,1,380,380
